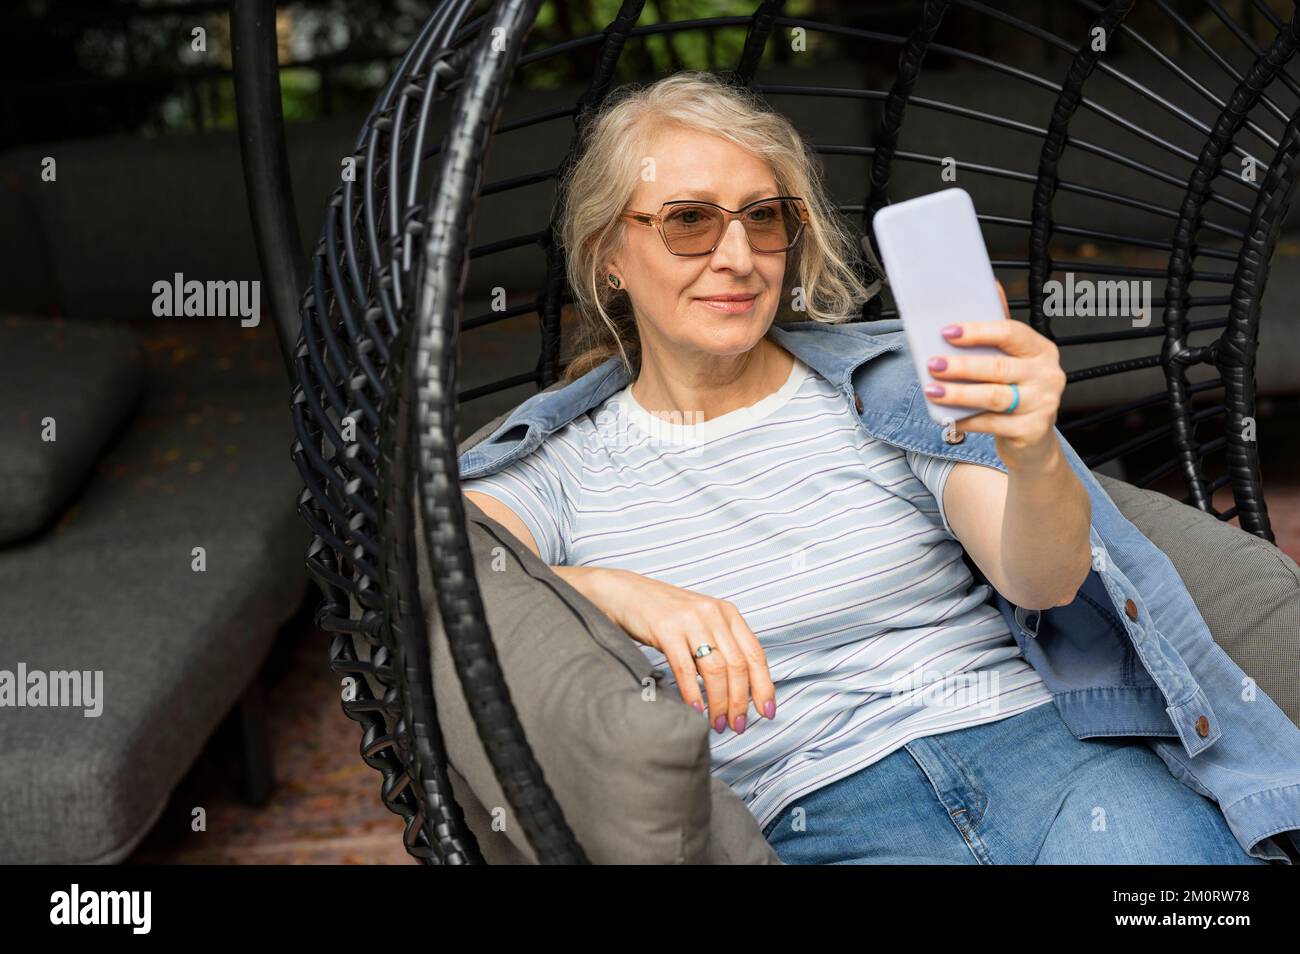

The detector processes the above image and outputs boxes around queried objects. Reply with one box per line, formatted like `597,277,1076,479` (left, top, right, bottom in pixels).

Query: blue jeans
760,701,1272,865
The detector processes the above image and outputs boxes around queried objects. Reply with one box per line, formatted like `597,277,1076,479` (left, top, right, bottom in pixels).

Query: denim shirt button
1124,598,1138,621
1195,715,1210,738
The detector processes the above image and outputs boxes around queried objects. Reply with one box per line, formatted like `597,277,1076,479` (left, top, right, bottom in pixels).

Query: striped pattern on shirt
461,354,1053,832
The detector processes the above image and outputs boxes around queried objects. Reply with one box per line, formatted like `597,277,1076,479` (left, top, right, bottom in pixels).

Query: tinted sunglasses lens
746,199,802,251
662,204,724,254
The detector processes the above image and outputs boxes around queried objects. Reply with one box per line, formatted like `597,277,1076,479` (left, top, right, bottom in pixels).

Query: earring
608,273,621,289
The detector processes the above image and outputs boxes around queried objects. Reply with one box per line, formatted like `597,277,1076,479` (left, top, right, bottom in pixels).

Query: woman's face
608,126,790,361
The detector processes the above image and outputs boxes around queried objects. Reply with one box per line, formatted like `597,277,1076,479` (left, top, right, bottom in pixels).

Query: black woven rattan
233,0,1297,864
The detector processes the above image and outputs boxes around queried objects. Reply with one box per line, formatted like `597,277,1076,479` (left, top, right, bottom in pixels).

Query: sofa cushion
0,319,308,863
1095,472,1300,728
0,315,147,544
417,471,780,863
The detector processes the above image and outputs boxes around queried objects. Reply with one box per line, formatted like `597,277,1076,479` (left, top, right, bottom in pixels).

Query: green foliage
3,0,825,144
522,0,823,90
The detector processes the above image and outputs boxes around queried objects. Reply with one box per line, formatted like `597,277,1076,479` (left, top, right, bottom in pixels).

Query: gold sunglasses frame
619,195,810,257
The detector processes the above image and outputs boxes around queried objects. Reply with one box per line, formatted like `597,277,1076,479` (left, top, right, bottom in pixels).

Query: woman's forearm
551,564,609,603
999,444,1093,609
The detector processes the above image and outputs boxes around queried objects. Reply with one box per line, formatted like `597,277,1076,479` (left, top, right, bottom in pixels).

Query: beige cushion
445,763,780,865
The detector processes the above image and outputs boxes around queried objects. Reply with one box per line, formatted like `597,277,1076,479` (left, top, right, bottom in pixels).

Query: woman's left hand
922,280,1067,470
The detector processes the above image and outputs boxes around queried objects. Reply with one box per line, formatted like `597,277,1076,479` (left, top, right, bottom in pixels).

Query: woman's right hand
555,565,776,735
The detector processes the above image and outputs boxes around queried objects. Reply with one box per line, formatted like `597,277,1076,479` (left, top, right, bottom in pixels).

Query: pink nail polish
735,715,746,734
927,356,947,371
941,324,962,338
692,701,704,714
924,383,945,397
714,715,726,733
764,699,776,719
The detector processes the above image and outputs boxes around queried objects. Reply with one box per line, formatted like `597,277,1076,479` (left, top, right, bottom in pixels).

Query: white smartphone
871,187,1007,425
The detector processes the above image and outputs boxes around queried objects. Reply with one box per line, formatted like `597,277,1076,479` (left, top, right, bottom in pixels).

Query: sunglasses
620,195,809,256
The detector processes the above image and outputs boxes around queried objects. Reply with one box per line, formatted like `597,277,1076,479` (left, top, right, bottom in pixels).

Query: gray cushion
1095,472,1300,728
0,315,147,544
446,761,774,865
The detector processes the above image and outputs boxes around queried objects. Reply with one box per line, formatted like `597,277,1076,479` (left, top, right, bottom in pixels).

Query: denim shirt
458,317,1300,862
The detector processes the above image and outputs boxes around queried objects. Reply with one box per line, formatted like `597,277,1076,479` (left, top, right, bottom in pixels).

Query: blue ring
1004,383,1020,414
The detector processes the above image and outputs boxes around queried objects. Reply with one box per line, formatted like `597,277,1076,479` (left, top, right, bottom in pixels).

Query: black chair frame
232,0,1296,864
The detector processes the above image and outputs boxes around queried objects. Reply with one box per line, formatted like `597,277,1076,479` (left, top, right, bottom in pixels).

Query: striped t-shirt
462,353,1054,832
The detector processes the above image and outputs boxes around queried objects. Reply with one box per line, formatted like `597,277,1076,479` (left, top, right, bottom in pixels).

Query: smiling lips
696,293,758,313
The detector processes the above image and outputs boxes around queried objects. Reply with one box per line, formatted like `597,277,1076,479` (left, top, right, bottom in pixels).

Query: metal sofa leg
236,674,275,805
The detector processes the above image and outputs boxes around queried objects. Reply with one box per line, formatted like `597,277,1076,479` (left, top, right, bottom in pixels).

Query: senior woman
461,71,1264,865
